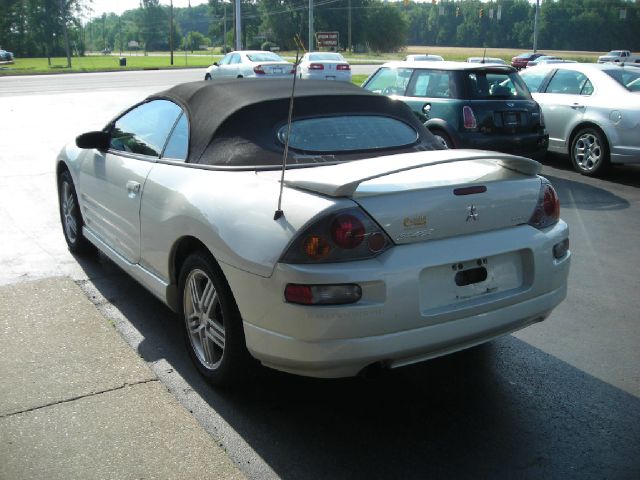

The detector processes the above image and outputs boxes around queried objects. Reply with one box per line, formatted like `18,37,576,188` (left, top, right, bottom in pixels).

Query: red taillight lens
528,178,560,229
253,65,266,75
463,106,477,129
280,208,392,264
337,64,351,71
284,284,362,305
289,68,296,74
331,214,365,249
309,63,324,70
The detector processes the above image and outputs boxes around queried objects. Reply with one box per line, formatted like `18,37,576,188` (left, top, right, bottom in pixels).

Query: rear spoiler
283,150,542,197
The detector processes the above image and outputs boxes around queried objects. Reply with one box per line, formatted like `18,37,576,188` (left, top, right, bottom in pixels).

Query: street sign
315,31,339,49
128,40,139,48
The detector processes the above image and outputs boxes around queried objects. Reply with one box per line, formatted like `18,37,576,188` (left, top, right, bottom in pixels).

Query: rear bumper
222,221,570,378
456,131,549,160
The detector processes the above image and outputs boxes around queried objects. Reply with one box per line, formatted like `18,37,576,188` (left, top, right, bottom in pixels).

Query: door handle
571,103,584,109
126,180,141,196
422,103,432,114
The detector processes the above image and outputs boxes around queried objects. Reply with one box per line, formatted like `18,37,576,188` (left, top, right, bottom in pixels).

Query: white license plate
272,68,283,74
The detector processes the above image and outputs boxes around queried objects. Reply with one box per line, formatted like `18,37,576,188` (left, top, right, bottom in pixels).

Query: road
1,70,639,479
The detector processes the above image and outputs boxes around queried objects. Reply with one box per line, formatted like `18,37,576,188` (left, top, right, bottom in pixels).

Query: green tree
366,3,407,52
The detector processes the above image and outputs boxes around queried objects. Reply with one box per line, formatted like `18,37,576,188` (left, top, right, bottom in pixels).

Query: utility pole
234,0,241,50
169,0,174,65
309,0,314,51
348,0,352,52
223,4,227,53
59,0,72,67
118,14,122,55
532,0,540,52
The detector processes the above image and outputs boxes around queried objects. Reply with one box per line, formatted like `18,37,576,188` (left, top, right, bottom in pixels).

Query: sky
87,0,209,17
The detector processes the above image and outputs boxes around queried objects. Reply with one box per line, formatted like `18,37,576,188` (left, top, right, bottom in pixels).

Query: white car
297,52,352,82
58,79,570,387
520,63,640,176
405,54,444,62
204,50,294,79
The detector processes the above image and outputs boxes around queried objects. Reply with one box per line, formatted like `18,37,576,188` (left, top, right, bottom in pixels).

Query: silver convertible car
57,79,570,387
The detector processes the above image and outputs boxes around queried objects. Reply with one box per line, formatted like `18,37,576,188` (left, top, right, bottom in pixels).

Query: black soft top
149,78,439,166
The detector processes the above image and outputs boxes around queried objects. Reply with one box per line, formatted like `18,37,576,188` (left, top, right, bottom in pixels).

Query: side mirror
213,62,219,66
76,131,110,151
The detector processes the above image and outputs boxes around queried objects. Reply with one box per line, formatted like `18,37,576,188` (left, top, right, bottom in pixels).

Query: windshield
277,116,418,153
603,69,640,91
247,52,284,62
466,71,532,99
308,53,344,61
363,67,413,96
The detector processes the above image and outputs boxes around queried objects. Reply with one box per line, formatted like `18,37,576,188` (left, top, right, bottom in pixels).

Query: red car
511,52,545,70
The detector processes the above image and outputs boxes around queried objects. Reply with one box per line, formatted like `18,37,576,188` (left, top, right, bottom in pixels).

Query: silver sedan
297,52,351,82
520,63,640,176
204,50,294,80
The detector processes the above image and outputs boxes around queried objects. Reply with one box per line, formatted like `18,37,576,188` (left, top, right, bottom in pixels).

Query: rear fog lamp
285,284,362,305
553,238,569,259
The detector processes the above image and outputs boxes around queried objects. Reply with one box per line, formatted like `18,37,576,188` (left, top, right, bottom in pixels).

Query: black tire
570,127,610,176
204,73,211,80
58,169,93,254
429,129,453,149
178,251,254,388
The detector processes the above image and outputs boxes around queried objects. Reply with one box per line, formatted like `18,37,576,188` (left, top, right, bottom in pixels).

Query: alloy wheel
574,132,602,172
61,181,78,244
183,268,225,370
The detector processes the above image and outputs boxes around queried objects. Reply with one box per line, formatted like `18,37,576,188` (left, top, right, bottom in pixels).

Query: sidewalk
0,277,244,479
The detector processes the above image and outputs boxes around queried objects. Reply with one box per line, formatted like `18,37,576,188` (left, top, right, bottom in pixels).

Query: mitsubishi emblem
466,205,479,222
507,102,515,107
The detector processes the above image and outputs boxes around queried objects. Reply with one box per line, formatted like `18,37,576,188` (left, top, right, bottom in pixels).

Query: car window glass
467,72,530,99
545,70,588,95
519,70,548,92
602,68,640,91
162,113,189,161
110,100,182,157
219,53,232,65
277,116,418,153
363,67,413,96
247,52,283,62
407,70,453,98
230,54,241,64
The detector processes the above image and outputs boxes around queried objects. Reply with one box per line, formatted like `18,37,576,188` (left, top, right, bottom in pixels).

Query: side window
362,67,413,96
520,71,548,93
110,100,182,157
162,113,189,161
545,70,589,95
230,54,241,64
219,53,232,66
407,70,453,98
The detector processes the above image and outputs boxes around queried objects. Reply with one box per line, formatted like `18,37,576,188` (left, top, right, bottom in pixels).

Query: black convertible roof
150,78,437,165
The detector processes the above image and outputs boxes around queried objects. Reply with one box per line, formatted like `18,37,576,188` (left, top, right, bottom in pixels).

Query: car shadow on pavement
75,253,640,480
544,174,630,211
540,153,640,189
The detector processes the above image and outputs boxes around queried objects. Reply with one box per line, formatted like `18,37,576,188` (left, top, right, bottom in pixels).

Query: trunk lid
278,150,542,244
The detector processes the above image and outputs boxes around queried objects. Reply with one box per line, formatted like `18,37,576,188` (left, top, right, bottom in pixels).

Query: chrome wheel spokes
574,132,601,172
62,181,78,243
184,269,225,369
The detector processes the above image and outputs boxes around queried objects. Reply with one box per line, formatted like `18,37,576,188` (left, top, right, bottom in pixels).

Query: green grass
352,74,369,86
0,54,217,75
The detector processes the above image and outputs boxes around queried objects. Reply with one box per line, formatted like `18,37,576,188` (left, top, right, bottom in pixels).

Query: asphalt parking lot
1,69,639,479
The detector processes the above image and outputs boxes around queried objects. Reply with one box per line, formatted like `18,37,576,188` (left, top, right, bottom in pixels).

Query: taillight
284,284,362,305
463,106,477,129
280,207,392,264
528,177,560,229
289,68,296,74
253,65,266,75
309,63,324,70
337,64,351,71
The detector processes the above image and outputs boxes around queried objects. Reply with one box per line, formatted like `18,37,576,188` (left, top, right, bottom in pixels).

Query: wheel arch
568,122,610,156
168,235,222,311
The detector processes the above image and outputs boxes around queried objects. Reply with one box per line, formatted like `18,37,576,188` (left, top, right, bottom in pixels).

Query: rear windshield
246,52,283,62
603,69,640,92
308,53,344,61
466,71,532,99
277,116,418,153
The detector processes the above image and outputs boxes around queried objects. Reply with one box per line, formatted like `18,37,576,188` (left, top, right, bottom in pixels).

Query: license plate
325,76,336,80
272,68,282,74
504,112,518,125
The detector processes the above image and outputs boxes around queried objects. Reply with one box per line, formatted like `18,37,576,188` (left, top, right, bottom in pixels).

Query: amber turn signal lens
303,236,331,259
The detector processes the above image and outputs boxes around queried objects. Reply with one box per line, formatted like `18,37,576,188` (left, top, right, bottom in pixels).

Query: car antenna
274,34,305,221
481,48,487,64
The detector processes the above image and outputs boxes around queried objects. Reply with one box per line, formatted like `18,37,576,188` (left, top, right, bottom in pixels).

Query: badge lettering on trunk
466,205,479,222
403,215,427,228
